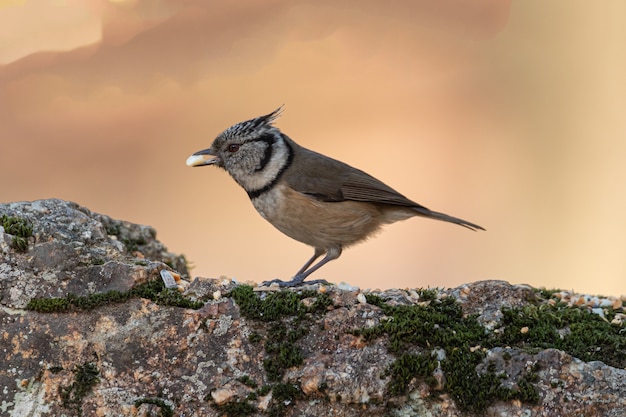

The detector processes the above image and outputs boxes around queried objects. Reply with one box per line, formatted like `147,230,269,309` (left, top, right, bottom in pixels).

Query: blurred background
1,0,625,296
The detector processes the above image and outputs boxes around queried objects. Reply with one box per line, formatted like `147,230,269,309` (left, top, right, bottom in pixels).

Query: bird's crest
224,106,284,139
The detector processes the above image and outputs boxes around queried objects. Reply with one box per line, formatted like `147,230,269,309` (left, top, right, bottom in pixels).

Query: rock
1,199,625,417
0,199,187,309
210,388,236,405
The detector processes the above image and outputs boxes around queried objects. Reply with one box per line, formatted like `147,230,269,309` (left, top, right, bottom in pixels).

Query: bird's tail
414,207,485,231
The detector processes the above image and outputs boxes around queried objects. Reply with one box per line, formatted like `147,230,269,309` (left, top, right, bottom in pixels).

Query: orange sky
1,0,625,296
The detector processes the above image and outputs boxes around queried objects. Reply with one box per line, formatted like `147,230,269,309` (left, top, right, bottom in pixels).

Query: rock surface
1,199,625,417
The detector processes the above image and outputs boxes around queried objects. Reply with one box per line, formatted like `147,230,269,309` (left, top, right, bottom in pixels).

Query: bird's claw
261,276,329,288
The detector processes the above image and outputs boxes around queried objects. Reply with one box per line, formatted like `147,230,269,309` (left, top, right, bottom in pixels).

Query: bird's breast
250,182,385,249
251,183,285,221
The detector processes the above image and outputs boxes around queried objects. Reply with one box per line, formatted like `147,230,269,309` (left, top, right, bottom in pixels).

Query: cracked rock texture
1,199,625,417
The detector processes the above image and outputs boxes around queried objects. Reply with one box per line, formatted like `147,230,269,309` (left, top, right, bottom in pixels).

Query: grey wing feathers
284,141,425,207
341,170,424,207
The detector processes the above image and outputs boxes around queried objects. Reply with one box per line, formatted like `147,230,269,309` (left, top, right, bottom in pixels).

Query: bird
186,107,484,287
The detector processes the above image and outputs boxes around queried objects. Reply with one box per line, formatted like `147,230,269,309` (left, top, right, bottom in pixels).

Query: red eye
227,144,240,153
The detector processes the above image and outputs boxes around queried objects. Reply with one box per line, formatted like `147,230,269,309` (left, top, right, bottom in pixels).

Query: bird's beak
186,148,220,167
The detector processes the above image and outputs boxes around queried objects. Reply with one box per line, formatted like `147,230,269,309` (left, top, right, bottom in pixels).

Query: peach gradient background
1,0,624,296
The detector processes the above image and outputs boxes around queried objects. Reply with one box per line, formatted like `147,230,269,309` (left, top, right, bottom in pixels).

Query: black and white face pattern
209,109,293,197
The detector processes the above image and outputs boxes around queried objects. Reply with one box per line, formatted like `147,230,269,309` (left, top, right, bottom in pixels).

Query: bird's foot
261,276,329,288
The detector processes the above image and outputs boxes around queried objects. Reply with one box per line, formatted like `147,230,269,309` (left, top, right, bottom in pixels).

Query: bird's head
186,107,290,192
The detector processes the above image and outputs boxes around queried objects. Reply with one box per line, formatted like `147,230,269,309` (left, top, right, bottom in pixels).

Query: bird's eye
227,144,240,153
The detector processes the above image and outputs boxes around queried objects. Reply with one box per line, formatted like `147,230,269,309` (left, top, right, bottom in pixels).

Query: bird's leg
262,248,324,287
294,248,325,276
291,247,341,284
262,247,341,287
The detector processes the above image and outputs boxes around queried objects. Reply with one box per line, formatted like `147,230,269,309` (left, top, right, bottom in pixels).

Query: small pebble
599,298,614,308
520,326,529,334
357,293,367,304
591,308,605,319
213,290,221,300
337,281,359,292
254,283,281,291
432,348,446,361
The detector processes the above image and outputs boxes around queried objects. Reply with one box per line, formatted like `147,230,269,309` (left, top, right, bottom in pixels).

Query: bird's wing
283,143,423,207
339,169,422,207
282,140,485,231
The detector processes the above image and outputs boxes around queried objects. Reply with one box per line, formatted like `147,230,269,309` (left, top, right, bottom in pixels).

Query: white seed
160,270,178,289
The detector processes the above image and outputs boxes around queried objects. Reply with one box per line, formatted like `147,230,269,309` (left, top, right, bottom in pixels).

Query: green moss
353,288,626,413
302,289,333,313
517,370,541,404
268,383,301,417
59,362,100,413
122,237,143,253
441,349,513,412
27,297,73,313
103,222,148,254
1,214,33,252
134,398,174,417
230,285,305,321
11,236,29,251
105,223,121,237
352,291,538,413
416,288,439,302
353,294,485,354
48,365,64,374
26,279,204,313
495,303,626,368
230,285,332,382
237,375,258,388
385,353,438,396
226,285,331,413
248,331,261,344
364,293,386,307
263,324,305,381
